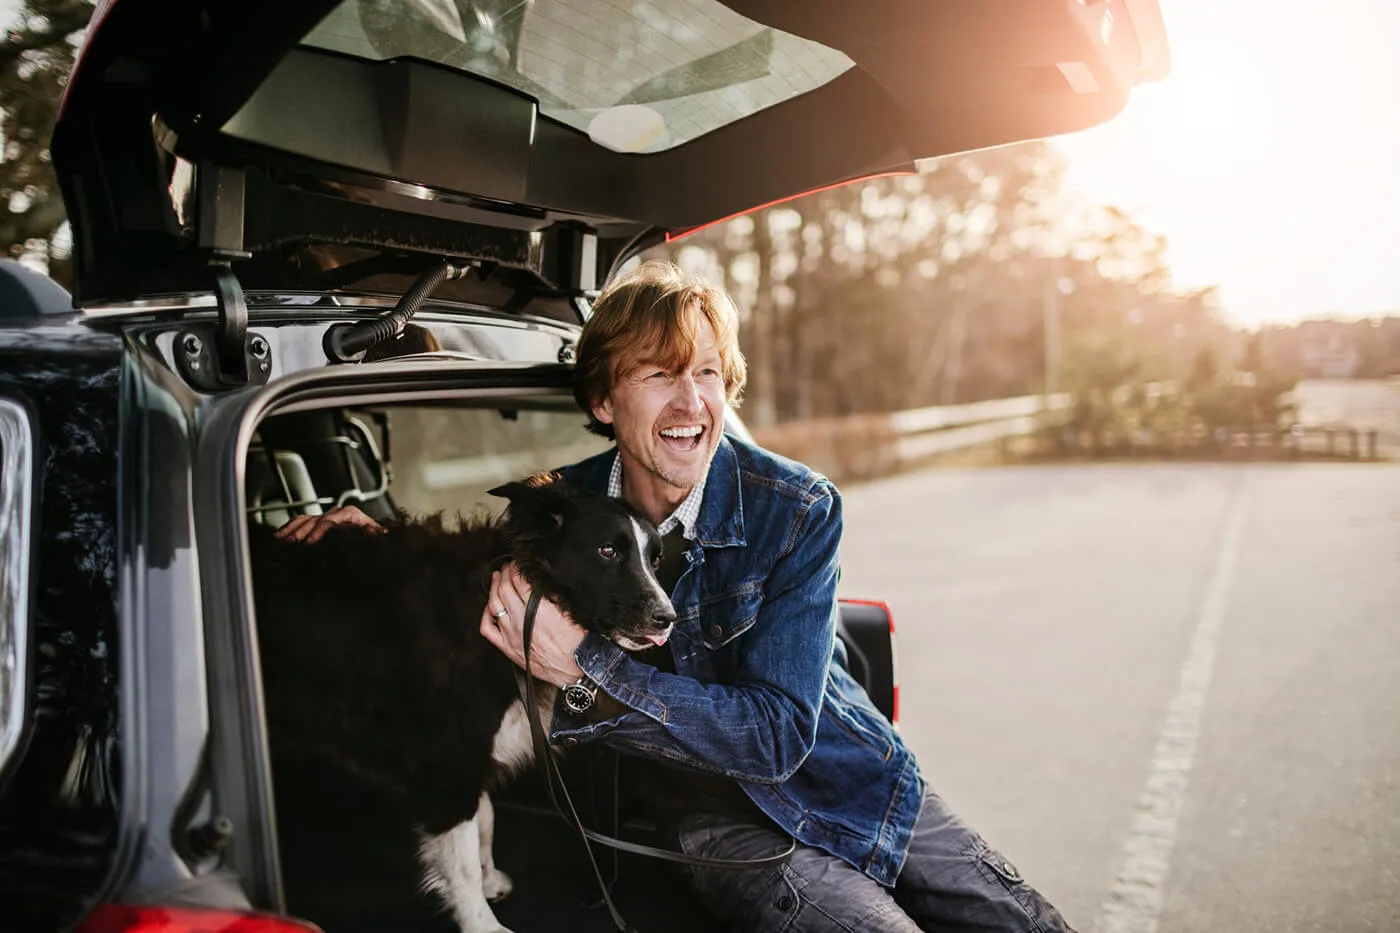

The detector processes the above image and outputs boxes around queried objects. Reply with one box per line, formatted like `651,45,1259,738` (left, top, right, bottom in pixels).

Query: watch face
563,682,595,714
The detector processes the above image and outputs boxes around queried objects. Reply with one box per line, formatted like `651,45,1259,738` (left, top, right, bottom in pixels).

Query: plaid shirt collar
607,450,705,540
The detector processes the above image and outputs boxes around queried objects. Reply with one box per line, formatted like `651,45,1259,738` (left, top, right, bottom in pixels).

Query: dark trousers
662,789,1077,933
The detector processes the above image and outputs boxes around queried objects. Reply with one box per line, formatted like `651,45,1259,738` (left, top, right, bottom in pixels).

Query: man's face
592,317,727,495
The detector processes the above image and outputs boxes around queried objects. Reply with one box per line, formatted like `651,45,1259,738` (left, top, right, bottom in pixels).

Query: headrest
0,259,73,319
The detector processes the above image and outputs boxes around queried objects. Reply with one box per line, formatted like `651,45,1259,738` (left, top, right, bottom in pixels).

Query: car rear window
302,0,853,152
0,397,35,781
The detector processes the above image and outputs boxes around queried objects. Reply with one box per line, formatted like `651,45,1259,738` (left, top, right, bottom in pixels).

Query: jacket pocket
823,695,894,759
699,584,762,649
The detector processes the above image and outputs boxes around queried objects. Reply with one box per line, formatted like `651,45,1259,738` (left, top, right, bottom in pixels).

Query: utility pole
1043,277,1061,397
942,298,970,405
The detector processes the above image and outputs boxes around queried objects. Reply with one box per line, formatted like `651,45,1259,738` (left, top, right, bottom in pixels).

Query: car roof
52,0,1168,307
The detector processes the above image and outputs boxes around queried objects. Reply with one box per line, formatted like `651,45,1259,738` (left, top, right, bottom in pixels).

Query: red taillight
887,609,899,726
838,598,899,726
78,904,322,933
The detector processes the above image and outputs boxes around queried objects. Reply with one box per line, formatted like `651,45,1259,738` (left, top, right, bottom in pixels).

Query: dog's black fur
248,472,674,840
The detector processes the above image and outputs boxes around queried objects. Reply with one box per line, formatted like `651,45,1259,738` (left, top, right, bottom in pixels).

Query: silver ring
493,606,508,621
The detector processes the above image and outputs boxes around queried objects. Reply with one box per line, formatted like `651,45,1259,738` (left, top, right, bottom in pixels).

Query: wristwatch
562,675,598,715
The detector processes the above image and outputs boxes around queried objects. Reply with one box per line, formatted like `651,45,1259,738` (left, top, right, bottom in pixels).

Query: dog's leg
476,791,513,902
418,819,513,933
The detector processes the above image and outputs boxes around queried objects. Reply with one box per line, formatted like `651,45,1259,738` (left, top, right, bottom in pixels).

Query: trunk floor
272,752,723,933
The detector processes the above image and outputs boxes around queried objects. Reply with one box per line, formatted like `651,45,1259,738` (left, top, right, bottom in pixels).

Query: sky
4,0,1399,328
1053,0,1400,327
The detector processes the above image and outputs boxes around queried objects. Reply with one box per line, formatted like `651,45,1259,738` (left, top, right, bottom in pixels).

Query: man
280,261,1073,932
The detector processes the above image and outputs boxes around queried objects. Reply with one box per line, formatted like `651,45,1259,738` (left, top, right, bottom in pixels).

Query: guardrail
1037,423,1396,461
889,393,1072,461
748,393,1072,484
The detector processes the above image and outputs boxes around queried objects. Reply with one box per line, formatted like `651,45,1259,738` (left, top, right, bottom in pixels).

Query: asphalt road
837,462,1400,933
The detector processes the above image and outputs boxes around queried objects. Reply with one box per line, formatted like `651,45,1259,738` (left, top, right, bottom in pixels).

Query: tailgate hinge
175,263,271,392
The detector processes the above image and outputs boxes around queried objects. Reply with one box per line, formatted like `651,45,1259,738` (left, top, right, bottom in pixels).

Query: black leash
519,591,796,931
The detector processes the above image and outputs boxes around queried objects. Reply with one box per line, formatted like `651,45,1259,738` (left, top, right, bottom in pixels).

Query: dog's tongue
645,632,670,647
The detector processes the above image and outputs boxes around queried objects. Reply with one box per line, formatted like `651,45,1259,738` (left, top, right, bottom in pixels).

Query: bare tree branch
0,3,93,71
0,191,67,250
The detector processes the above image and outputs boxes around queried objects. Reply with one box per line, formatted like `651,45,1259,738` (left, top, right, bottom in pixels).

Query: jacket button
775,895,794,911
709,625,723,640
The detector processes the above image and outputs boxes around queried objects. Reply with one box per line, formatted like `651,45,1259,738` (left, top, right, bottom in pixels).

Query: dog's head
489,472,676,651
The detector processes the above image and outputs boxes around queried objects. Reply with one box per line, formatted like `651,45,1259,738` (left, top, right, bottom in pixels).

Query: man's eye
599,544,618,560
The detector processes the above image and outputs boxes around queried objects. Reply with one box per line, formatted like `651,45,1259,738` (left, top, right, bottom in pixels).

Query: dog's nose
652,606,677,627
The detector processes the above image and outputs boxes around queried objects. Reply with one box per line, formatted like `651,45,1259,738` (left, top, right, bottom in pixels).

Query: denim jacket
552,435,926,886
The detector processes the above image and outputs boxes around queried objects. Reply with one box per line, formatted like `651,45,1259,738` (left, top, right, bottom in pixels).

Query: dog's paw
483,867,514,902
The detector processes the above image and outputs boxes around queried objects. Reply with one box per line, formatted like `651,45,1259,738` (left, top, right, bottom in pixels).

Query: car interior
243,394,726,932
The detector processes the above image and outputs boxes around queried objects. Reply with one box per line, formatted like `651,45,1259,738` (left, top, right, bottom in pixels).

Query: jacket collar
693,435,745,548
567,435,745,548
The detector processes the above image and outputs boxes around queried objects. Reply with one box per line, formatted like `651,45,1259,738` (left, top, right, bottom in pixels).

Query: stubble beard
640,435,718,492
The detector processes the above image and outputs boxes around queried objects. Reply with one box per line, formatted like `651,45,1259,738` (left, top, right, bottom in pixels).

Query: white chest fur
489,683,557,779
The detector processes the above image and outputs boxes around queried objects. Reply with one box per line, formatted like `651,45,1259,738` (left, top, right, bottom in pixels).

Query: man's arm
274,504,384,543
546,482,843,784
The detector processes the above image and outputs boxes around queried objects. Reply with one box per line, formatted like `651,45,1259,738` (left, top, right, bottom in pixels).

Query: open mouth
613,627,673,652
658,424,705,453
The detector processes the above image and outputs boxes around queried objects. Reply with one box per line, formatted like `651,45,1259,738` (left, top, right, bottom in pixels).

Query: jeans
663,790,1077,933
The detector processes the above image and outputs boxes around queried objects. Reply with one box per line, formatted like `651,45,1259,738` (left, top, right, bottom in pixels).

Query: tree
1188,346,1218,389
0,1,94,283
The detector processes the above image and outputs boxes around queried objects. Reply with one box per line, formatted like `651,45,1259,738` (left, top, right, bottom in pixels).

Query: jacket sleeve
549,480,841,784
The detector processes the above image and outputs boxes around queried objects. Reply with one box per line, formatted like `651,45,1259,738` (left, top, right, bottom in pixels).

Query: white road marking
1093,477,1250,933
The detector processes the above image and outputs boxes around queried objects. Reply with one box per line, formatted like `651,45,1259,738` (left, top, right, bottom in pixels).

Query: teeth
661,426,702,438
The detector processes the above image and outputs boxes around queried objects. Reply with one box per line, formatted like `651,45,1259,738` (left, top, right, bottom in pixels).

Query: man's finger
480,610,503,647
480,606,523,666
495,571,525,617
275,515,311,541
503,563,532,602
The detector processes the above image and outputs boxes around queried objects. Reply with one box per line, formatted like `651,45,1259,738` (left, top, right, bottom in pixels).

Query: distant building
1297,321,1361,378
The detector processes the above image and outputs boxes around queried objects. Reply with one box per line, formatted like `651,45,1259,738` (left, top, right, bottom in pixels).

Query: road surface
838,462,1400,932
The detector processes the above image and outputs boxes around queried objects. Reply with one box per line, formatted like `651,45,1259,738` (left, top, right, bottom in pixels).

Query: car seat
246,409,398,527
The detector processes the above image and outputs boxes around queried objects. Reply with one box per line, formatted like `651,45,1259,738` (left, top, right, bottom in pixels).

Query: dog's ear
488,471,565,500
489,472,572,528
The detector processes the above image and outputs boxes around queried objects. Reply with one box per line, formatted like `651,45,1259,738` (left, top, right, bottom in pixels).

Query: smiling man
477,260,1077,933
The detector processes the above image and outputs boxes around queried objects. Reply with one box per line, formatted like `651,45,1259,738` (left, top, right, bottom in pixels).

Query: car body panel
52,0,1168,305
0,321,123,931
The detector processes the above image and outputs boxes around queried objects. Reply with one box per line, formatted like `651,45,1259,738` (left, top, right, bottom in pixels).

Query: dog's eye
598,544,618,560
651,554,661,570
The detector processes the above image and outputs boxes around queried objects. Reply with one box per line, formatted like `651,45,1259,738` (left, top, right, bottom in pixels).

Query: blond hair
574,261,747,439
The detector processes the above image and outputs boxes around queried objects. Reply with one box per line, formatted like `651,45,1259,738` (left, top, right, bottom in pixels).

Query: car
0,1,1168,930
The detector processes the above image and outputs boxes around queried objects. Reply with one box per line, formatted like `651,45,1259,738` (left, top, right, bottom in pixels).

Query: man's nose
671,373,703,412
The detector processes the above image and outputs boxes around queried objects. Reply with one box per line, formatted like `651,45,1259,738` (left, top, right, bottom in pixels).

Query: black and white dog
248,472,675,933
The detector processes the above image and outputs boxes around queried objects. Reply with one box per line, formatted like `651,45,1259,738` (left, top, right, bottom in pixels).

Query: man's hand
275,504,383,544
481,564,586,688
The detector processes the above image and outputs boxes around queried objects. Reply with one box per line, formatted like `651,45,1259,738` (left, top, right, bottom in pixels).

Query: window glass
303,0,854,152
385,402,610,517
